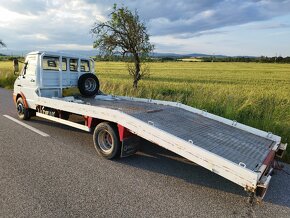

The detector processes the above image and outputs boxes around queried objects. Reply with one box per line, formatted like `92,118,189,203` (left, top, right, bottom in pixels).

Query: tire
78,74,99,97
16,97,30,120
93,122,121,159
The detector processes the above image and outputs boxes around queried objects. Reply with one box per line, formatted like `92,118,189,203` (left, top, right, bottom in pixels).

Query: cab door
19,55,37,107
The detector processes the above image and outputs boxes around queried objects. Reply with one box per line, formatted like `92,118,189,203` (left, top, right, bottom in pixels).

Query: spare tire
78,74,100,97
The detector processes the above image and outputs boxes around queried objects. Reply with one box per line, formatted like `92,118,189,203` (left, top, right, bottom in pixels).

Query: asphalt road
0,87,290,218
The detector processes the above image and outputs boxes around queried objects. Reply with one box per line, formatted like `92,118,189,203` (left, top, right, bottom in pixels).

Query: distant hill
151,52,227,58
59,51,228,58
59,51,225,58
0,49,257,58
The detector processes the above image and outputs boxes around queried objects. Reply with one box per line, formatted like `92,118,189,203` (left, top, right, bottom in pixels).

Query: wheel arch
85,117,133,142
14,92,28,108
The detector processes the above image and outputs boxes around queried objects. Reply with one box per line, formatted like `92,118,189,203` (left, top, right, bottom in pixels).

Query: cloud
0,0,47,15
176,30,227,39
145,0,290,37
20,34,49,41
0,0,290,55
0,0,106,50
83,0,290,38
247,23,290,30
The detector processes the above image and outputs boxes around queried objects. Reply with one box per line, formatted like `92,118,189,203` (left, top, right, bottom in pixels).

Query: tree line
93,55,290,63
201,56,290,63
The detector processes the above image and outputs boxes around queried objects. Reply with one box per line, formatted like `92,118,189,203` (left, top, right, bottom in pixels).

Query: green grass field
1,61,289,161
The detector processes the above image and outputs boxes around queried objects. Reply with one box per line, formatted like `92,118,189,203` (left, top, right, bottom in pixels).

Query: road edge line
3,115,50,137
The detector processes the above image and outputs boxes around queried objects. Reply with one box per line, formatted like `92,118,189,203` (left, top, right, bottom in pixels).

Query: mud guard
121,136,140,157
118,124,140,157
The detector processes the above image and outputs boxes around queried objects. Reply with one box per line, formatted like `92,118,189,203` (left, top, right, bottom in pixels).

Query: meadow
1,61,289,161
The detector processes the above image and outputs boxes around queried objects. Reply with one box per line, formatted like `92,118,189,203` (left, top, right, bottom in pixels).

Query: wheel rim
17,102,24,115
85,78,97,92
97,130,113,154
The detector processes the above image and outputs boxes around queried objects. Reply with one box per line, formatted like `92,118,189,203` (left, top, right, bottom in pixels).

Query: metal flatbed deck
37,94,284,195
82,95,275,172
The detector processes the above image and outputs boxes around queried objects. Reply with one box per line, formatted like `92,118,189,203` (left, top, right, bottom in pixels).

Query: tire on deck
93,122,121,160
78,74,100,97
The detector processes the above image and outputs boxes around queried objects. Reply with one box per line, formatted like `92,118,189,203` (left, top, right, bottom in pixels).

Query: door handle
30,79,35,82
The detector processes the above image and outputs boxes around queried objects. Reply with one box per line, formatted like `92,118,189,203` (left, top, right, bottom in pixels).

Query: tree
0,39,6,47
91,4,154,88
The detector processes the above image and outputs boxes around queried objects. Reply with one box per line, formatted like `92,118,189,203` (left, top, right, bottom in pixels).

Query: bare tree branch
0,40,6,47
91,4,154,88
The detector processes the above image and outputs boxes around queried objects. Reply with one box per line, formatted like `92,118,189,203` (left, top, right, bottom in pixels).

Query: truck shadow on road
119,139,290,208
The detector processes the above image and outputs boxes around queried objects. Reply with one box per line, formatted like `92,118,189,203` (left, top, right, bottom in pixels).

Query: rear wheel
93,122,121,159
16,97,30,120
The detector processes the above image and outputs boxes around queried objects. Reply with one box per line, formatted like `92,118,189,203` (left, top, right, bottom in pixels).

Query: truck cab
13,51,99,110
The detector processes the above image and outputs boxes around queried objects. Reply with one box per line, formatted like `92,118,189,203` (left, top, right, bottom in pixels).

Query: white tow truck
13,51,287,200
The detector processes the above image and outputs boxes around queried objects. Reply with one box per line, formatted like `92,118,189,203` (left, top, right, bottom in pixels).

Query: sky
0,0,290,56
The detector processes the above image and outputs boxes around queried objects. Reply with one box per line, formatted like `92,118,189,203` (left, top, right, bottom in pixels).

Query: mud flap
120,136,140,158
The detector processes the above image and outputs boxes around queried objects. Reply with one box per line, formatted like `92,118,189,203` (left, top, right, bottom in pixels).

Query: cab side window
69,59,78,72
80,60,90,72
42,56,67,71
43,56,59,71
26,63,36,76
24,56,37,76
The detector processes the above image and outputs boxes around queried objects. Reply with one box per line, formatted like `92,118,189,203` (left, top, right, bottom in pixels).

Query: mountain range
0,49,253,58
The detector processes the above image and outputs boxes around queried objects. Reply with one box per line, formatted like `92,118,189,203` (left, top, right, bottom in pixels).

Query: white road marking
3,115,50,137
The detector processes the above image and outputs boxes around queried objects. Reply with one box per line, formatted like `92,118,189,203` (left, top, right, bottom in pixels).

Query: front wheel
16,97,30,120
93,122,121,159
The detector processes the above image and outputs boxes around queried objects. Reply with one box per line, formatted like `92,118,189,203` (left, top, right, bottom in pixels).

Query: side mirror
13,59,19,74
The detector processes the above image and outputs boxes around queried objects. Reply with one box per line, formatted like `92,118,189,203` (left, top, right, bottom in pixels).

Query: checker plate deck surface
82,96,275,171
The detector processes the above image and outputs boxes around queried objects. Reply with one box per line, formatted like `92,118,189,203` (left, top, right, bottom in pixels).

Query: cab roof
27,51,92,60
